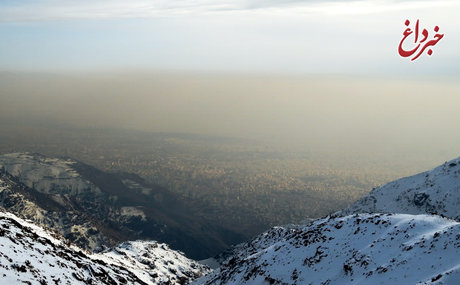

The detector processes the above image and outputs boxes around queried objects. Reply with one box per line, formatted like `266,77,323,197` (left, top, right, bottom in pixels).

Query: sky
1,0,459,75
0,1,459,162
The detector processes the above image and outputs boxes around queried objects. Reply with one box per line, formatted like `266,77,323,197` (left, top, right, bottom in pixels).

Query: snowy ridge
340,157,460,220
95,241,210,284
0,209,145,284
0,209,209,284
195,213,460,285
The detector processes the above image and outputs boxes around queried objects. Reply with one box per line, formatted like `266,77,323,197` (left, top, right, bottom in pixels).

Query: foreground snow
195,214,460,285
95,241,209,284
0,209,209,285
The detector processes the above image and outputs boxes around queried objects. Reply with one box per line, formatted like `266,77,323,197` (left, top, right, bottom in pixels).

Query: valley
0,122,441,258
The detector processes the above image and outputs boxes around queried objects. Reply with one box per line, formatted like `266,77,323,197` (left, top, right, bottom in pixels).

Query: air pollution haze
0,72,459,156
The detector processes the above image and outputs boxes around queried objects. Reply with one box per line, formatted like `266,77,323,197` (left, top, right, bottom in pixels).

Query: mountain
0,152,244,259
340,157,460,221
194,213,460,284
95,241,208,284
3,151,459,284
0,209,210,285
193,157,460,284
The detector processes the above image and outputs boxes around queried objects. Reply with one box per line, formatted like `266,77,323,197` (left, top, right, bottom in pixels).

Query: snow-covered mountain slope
0,209,145,284
195,213,460,285
340,157,460,220
0,209,209,285
95,241,209,284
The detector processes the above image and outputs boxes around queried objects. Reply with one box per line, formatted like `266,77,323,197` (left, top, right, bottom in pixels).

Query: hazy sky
1,0,459,75
1,73,459,158
1,1,459,160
